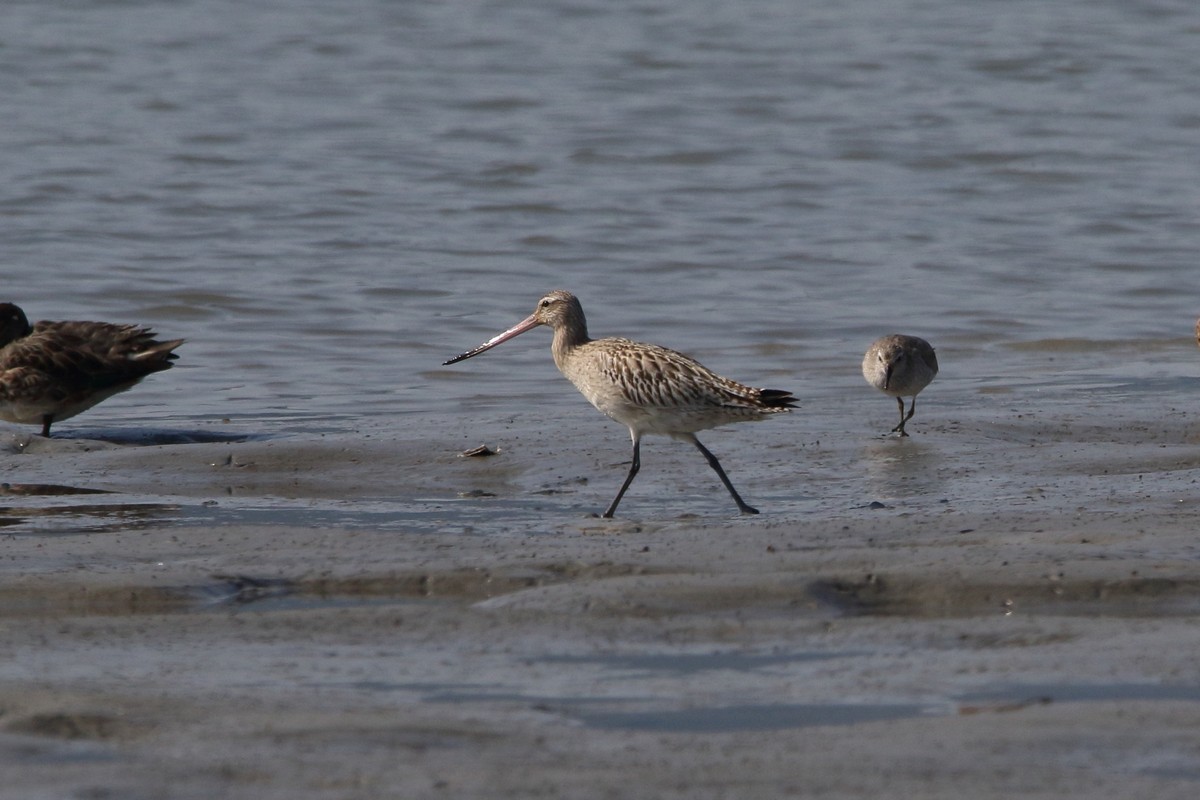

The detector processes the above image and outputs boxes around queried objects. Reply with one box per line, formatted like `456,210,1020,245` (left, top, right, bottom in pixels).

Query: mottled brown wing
4,322,177,398
0,364,73,406
32,320,178,361
595,339,793,412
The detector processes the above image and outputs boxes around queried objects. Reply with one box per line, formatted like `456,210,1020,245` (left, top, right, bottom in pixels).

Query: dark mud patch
575,702,930,732
538,650,850,675
953,683,1200,720
45,428,257,446
5,712,131,742
0,483,113,496
812,573,1200,618
0,563,657,618
958,682,1200,708
262,720,503,752
0,501,178,533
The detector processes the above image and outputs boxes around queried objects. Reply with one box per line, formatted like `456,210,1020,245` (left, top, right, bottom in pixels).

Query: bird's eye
540,298,552,308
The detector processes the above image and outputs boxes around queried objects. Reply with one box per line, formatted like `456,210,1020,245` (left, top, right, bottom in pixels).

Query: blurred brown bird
0,303,183,436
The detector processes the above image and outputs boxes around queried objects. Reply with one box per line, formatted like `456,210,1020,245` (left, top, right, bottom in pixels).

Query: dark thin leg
603,437,641,518
890,397,912,437
691,437,759,515
40,415,53,438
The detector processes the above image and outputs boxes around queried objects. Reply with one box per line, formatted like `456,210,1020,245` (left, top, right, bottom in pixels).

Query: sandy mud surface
2,394,1200,799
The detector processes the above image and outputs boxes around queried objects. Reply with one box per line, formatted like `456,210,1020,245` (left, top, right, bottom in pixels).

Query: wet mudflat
5,0,1200,794
2,387,1200,799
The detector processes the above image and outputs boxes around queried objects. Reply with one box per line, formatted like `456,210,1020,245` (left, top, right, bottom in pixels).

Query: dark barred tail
129,336,185,372
758,388,798,409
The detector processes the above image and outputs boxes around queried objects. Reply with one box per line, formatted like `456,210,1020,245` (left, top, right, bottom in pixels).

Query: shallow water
5,2,1198,395
2,0,1199,520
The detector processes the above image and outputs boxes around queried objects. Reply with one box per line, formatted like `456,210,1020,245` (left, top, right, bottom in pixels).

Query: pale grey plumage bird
0,303,183,437
862,334,938,436
444,290,796,517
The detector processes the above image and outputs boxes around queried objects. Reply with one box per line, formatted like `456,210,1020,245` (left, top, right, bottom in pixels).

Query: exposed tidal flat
4,0,1200,794
3,340,1200,797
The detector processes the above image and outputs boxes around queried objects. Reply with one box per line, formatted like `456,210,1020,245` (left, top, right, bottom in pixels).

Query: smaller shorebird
443,290,796,517
0,303,184,437
862,334,938,437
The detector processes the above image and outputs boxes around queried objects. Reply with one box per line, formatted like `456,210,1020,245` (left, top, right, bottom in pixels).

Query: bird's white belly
584,393,755,438
863,372,899,396
0,400,61,425
0,386,130,426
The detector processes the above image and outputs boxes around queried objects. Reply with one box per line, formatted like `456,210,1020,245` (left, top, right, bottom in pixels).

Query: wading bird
862,334,938,436
444,290,796,517
0,303,183,436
